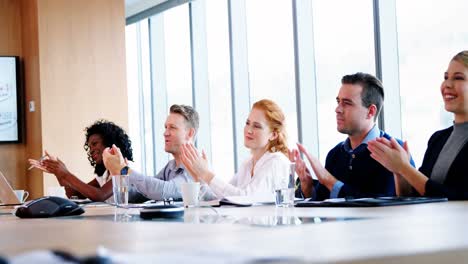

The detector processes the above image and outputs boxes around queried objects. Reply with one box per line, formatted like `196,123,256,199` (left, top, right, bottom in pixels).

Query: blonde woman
368,51,468,200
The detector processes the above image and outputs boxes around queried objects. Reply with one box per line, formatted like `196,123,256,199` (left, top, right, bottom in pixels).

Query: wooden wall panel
0,0,22,54
0,0,127,198
20,0,43,199
36,0,128,189
0,0,26,191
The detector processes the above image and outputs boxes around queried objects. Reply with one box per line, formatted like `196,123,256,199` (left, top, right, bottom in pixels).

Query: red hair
252,99,288,156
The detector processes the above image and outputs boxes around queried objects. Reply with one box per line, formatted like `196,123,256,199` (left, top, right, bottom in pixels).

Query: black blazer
421,126,468,200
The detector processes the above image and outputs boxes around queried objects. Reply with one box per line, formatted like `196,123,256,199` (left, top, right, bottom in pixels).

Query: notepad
199,194,276,207
295,196,448,207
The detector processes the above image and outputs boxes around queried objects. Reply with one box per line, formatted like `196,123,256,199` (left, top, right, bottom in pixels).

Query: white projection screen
0,56,20,143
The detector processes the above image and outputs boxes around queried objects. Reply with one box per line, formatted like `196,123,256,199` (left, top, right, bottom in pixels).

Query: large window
313,0,376,162
164,4,192,106
125,0,467,177
245,0,298,148
396,0,468,165
125,20,152,174
125,23,142,171
205,0,235,179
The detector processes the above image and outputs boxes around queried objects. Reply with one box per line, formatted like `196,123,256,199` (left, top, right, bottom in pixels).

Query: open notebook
199,194,277,207
295,196,448,207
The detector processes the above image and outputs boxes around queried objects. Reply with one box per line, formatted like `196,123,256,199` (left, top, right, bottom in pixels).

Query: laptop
295,196,448,207
0,171,22,205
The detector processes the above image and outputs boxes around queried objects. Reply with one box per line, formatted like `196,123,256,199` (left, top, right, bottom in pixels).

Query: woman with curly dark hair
29,120,134,202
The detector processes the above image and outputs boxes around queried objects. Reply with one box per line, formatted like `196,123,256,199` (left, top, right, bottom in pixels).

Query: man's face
164,113,192,155
335,83,371,136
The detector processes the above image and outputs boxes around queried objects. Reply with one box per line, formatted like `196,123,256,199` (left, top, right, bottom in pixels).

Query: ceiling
125,0,168,18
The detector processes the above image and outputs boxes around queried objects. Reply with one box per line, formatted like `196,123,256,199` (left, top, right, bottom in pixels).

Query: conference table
1,201,468,263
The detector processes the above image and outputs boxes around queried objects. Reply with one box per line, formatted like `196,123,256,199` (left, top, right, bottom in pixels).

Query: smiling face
244,108,275,152
335,83,374,136
87,134,106,164
164,113,193,155
441,59,468,122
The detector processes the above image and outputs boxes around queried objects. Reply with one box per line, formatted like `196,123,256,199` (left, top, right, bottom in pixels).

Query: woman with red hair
181,99,290,198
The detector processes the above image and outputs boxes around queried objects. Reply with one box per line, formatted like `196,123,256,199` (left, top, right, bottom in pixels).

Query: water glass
275,162,296,207
112,175,129,207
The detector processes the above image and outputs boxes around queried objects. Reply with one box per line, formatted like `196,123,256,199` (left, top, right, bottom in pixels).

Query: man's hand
289,148,314,197
296,143,337,191
102,144,127,175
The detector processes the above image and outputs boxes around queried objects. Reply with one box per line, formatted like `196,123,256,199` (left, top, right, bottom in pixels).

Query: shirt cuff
208,176,227,198
330,181,344,198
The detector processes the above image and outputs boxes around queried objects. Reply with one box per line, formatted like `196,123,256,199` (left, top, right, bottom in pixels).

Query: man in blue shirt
103,104,198,202
294,72,414,200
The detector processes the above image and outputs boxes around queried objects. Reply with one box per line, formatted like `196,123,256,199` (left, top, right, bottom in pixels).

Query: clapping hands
180,143,214,183
102,144,128,175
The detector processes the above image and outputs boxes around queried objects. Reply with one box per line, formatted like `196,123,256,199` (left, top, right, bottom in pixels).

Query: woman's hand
367,137,411,174
40,158,72,183
28,150,56,172
180,143,214,183
28,158,49,172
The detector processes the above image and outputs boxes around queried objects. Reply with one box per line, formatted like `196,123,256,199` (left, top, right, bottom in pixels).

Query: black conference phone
140,205,184,219
15,196,85,218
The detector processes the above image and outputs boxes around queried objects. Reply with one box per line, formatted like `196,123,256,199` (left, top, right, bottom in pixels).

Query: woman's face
441,59,468,121
87,134,106,164
244,108,274,152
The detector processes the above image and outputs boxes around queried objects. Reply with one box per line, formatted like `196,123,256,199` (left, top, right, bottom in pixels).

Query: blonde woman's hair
452,50,468,68
252,99,288,156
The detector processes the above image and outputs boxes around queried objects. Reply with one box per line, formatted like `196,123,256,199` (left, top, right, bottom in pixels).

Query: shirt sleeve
425,179,468,200
128,168,190,201
329,180,344,198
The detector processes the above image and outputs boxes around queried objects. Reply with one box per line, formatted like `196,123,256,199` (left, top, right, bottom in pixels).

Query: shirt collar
168,159,186,174
343,125,380,152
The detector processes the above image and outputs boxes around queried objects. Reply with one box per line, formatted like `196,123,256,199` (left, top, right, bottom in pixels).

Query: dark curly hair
83,120,133,176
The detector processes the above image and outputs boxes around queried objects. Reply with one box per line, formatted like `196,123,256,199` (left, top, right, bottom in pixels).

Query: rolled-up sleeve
128,170,191,201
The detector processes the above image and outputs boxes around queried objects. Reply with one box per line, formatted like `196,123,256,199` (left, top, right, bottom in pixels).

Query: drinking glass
275,162,296,207
112,175,129,206
112,175,130,217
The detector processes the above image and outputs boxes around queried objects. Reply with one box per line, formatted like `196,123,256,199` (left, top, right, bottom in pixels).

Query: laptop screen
0,171,21,205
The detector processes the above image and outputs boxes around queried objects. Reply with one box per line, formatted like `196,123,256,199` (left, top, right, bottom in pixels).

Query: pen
28,155,47,170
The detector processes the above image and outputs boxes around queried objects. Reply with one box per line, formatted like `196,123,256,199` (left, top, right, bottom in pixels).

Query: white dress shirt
208,151,290,198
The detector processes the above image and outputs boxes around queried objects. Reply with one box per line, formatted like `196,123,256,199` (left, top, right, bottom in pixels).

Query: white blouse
93,170,114,203
208,151,290,198
95,170,110,187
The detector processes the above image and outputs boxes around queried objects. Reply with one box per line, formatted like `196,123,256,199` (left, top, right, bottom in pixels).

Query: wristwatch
120,166,129,175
